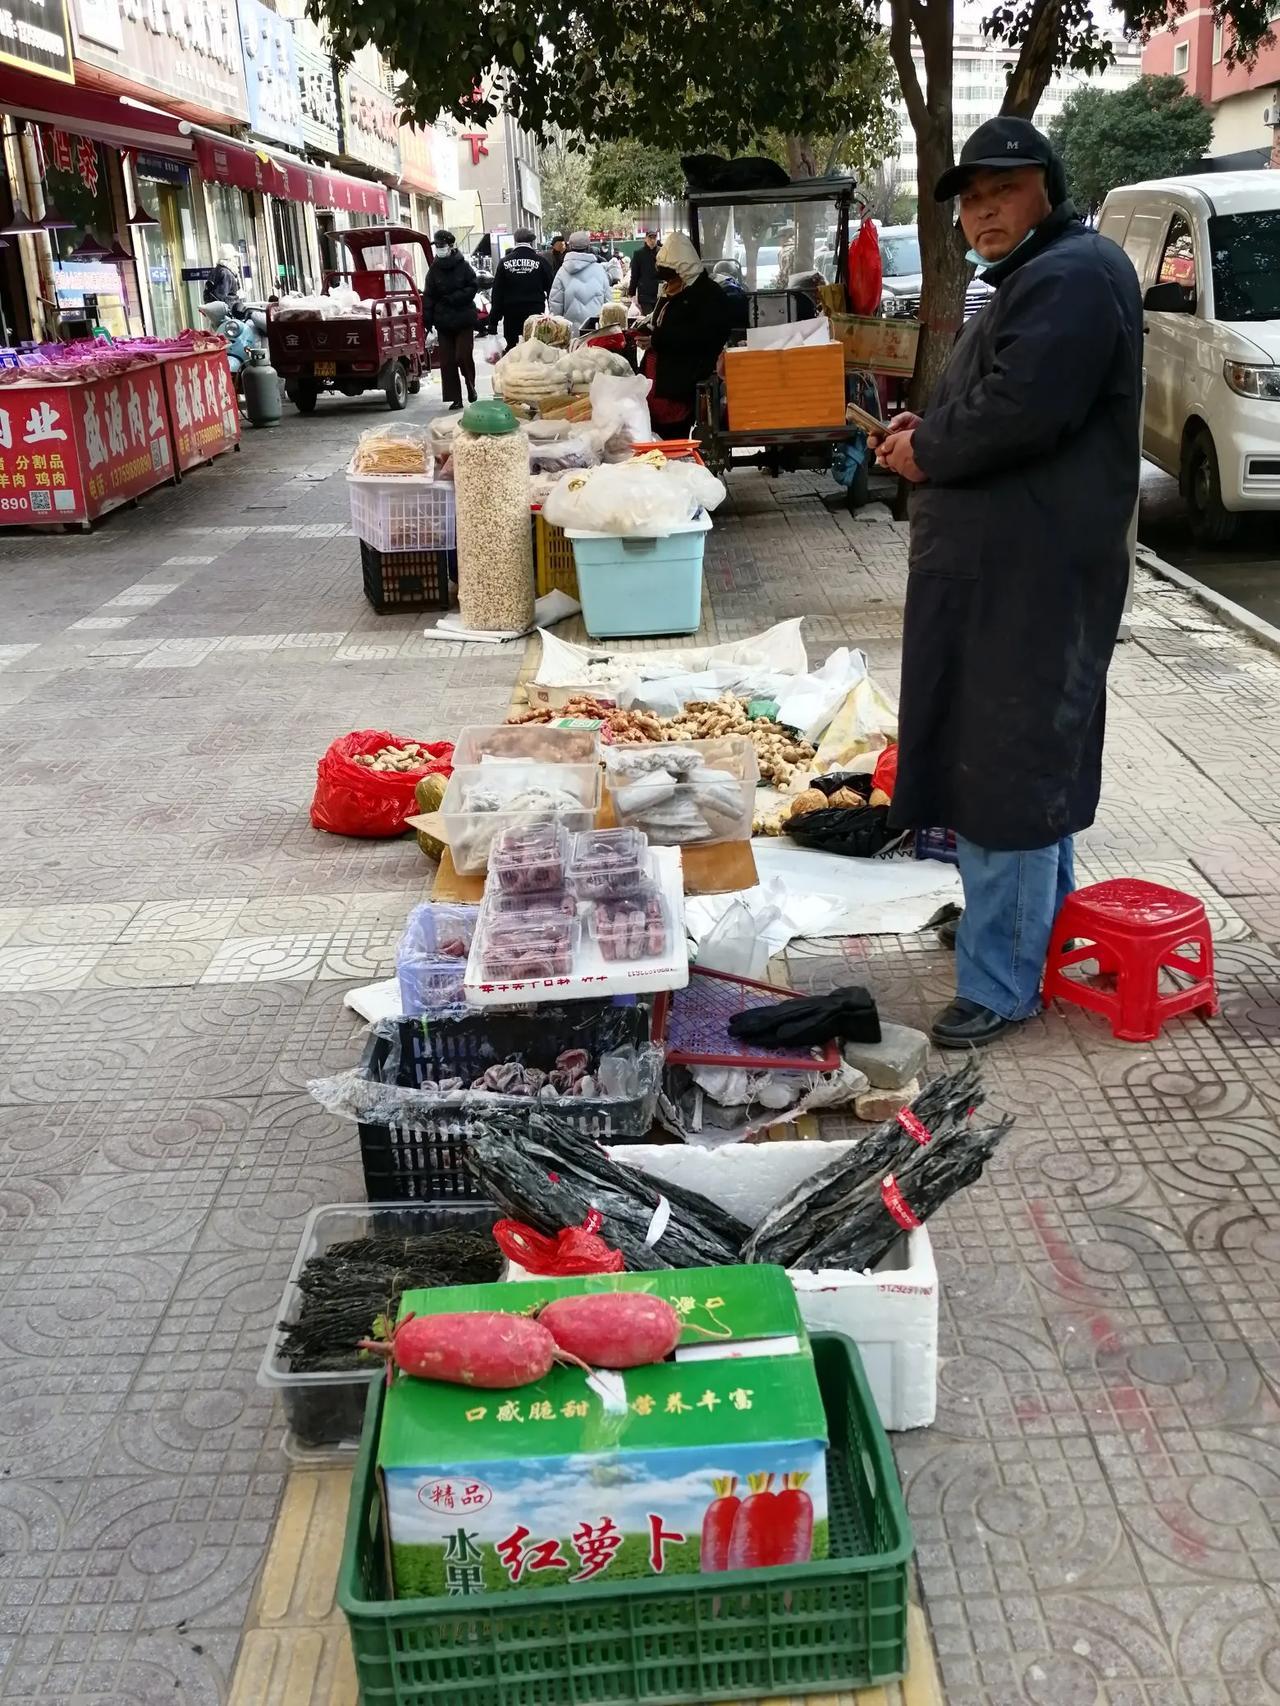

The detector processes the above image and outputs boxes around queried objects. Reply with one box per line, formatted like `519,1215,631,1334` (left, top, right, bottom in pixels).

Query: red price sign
0,385,87,523
161,351,240,472
76,370,175,519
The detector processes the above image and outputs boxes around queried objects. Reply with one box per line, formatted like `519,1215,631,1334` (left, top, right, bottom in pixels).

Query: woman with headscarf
643,232,735,439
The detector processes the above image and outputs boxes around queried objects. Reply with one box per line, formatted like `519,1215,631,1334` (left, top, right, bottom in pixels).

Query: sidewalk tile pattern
0,396,1277,1703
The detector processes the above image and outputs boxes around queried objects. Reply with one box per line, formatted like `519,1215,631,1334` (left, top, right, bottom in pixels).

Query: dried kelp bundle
467,1111,748,1271
742,1058,986,1266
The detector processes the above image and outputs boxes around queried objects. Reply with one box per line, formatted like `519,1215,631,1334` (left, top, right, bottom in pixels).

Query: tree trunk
785,134,820,272
999,0,1061,119
887,0,965,414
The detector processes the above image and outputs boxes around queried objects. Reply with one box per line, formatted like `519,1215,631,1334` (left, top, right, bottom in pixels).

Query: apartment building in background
889,13,1143,199
1142,6,1280,166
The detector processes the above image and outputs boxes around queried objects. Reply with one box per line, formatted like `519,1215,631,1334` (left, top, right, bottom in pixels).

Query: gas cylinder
242,348,282,428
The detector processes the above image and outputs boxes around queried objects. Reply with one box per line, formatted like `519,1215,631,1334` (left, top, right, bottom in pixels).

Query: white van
1099,171,1280,543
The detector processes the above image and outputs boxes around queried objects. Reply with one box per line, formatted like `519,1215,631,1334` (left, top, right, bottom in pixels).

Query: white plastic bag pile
542,458,726,536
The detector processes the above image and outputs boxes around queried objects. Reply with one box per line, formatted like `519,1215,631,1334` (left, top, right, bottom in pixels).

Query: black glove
728,986,880,1048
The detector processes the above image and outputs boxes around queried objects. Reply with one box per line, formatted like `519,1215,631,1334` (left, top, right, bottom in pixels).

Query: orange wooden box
723,343,846,431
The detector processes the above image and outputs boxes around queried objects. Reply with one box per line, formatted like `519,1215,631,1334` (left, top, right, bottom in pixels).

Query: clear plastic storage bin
395,903,478,1016
603,735,758,845
441,761,601,874
347,475,456,554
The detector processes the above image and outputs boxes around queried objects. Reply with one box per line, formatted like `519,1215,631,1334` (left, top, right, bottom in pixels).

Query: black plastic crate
359,540,456,614
356,1001,660,1202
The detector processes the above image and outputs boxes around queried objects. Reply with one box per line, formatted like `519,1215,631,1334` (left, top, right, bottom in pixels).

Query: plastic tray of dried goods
338,1331,912,1704
258,1200,499,1458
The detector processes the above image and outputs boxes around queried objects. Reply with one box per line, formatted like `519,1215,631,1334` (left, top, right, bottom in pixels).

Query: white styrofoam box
607,1140,938,1432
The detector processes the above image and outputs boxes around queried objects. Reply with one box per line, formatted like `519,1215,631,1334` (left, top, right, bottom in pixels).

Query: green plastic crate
338,1332,912,1705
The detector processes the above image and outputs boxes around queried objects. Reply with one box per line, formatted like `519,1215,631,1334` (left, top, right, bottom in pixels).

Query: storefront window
205,183,262,300
270,198,309,295
41,136,130,338
135,161,202,337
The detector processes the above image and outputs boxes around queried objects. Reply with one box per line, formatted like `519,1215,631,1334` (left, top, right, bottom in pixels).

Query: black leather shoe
931,997,1020,1049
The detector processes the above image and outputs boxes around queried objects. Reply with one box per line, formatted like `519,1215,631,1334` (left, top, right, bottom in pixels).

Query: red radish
699,1476,741,1572
726,1473,779,1570
358,1310,562,1388
539,1292,682,1369
772,1473,815,1565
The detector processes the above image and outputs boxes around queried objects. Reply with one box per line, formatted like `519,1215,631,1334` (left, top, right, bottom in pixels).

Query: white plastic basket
347,475,456,553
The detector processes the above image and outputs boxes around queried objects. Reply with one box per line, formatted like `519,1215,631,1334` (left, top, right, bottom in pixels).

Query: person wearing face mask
423,229,479,411
869,117,1142,1050
642,232,734,439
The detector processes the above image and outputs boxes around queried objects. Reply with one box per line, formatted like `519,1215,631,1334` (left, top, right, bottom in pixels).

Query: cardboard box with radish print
376,1265,829,1597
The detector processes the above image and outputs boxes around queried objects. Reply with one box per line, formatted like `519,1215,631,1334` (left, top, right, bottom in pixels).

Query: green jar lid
461,399,519,435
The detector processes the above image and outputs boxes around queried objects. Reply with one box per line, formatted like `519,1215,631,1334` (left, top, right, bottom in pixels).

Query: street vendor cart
269,225,430,414
688,176,894,503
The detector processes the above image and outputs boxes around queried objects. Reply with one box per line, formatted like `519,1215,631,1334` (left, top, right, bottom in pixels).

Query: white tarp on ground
533,618,810,699
686,842,962,946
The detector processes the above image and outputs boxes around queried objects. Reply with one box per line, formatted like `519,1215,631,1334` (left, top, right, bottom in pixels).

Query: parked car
1099,171,1280,543
877,224,991,321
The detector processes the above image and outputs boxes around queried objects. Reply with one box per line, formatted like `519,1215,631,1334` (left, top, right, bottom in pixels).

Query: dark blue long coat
889,209,1143,852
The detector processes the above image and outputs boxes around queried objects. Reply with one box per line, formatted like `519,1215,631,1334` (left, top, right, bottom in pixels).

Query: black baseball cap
934,117,1056,202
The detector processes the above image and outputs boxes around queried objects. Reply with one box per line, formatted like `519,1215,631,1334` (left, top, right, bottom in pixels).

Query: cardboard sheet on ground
685,842,962,944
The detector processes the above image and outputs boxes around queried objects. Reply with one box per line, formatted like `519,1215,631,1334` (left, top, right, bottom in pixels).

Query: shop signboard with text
338,63,399,176
237,0,301,148
0,0,72,81
158,349,240,472
0,371,175,524
70,0,249,123
398,123,458,200
295,25,340,155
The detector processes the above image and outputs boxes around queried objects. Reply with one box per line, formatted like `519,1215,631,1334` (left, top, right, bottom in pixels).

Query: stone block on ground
843,1022,929,1089
854,1078,920,1123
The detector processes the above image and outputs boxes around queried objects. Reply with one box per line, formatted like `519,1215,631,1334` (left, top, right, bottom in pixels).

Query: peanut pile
352,743,439,774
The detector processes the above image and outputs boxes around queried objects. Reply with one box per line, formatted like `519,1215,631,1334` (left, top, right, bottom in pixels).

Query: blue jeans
954,835,1076,1021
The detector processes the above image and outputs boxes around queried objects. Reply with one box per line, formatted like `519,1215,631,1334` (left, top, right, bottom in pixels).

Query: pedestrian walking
423,229,479,411
546,233,568,274
872,117,1143,1049
628,230,661,315
547,231,611,331
489,228,552,348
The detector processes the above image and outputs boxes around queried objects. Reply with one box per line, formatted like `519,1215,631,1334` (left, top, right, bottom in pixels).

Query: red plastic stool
1042,878,1218,1043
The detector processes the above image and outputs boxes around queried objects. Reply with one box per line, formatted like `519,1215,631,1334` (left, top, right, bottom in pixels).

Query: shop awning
0,63,192,156
194,134,388,216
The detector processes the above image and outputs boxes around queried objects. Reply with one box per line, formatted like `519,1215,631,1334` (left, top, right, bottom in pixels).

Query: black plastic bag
783,772,908,858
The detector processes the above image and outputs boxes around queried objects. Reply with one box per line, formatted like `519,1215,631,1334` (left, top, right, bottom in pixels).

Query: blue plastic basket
915,827,959,864
566,513,710,638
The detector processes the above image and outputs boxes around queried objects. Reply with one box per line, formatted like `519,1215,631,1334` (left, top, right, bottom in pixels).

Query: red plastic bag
493,1216,626,1276
310,730,453,838
846,220,883,317
872,742,899,799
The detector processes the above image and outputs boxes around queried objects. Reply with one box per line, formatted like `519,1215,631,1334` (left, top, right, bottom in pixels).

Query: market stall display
440,761,601,875
453,401,536,634
603,738,758,845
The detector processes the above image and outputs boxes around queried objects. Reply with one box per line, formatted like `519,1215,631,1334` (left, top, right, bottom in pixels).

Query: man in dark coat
872,118,1142,1048
628,230,662,315
423,230,480,410
489,228,553,348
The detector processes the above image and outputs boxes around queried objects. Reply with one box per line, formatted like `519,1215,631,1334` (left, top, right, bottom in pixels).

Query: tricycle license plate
314,361,336,378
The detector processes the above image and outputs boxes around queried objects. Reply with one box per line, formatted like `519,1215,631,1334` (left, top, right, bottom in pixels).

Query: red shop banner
158,350,240,472
0,372,174,524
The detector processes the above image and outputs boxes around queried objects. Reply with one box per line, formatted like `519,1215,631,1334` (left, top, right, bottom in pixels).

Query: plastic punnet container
604,735,759,846
484,887,578,919
452,723,600,767
566,512,710,639
338,1332,913,1703
395,903,477,1015
476,910,577,982
441,761,601,875
258,1200,498,1456
587,887,670,963
567,826,649,898
488,821,569,894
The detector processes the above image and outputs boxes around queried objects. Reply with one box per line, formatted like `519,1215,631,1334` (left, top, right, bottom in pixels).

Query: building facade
0,0,454,346
888,15,1143,200
1141,7,1280,166
443,111,543,253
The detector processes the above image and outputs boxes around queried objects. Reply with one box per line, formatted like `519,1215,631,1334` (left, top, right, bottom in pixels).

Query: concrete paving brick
1,391,1279,1702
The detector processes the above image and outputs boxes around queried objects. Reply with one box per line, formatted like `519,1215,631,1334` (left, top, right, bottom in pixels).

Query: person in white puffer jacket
547,231,611,330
